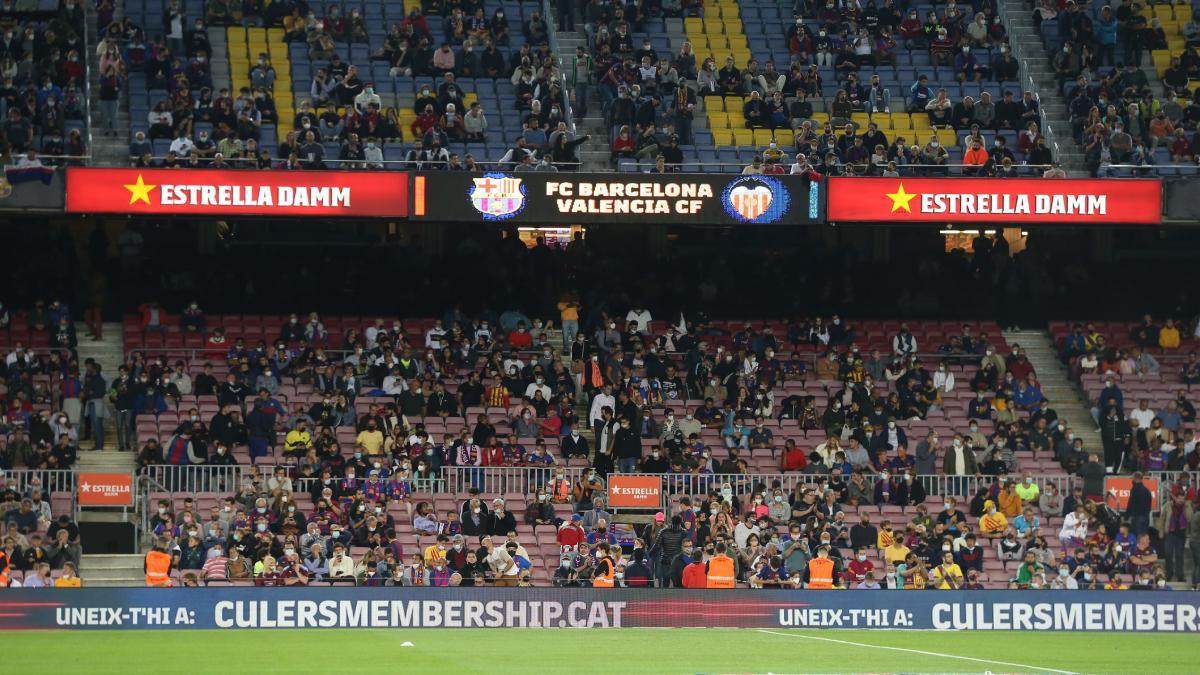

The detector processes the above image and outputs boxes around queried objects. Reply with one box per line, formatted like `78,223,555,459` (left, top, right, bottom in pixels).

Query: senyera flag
65,168,408,217
827,177,1161,224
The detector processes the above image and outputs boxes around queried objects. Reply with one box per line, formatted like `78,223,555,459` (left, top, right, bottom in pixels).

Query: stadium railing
122,158,1058,175
541,0,575,137
4,468,78,518
136,465,1182,505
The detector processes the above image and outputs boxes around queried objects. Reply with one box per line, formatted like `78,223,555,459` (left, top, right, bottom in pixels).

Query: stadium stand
0,307,1163,589
1040,1,1200,176
582,0,1054,174
97,0,1089,175
0,0,90,162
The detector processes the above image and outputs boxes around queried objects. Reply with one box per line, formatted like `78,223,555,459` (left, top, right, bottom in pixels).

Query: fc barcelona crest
469,173,526,220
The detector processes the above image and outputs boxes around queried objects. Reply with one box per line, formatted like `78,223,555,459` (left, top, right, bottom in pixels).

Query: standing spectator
1158,492,1192,583
97,65,122,137
1125,471,1153,536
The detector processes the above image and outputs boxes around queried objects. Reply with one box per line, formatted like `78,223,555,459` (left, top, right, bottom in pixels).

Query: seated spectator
963,138,989,175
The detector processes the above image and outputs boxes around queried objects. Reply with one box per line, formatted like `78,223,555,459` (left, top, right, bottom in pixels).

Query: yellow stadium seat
712,128,733,146
731,49,751,64
1152,52,1171,76
726,35,748,49
890,114,912,131
851,112,871,126
809,112,829,125
870,116,892,130
751,128,774,145
706,112,728,128
684,17,703,31
732,129,753,146
935,129,957,146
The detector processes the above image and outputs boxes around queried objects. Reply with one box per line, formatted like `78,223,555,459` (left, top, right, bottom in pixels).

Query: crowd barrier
3,588,1198,632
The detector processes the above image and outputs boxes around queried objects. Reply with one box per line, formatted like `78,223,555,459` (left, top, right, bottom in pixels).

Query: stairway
996,0,1084,175
82,553,144,587
1002,329,1101,452
74,321,134,469
86,0,130,166
550,29,612,171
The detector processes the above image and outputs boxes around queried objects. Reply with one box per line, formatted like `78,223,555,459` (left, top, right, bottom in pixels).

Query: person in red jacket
481,440,504,466
556,514,586,557
681,557,708,588
508,322,533,348
781,439,808,472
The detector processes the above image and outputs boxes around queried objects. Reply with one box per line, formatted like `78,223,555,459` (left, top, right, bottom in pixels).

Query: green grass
7,628,1196,674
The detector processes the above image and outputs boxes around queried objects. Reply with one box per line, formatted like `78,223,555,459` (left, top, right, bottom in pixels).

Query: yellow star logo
124,174,156,205
886,182,917,214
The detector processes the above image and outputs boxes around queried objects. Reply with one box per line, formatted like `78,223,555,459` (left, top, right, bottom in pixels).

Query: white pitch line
753,629,1080,675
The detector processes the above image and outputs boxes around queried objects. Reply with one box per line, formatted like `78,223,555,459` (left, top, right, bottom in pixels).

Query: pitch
5,627,1195,673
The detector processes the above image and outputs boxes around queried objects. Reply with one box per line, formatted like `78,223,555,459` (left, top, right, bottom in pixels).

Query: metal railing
440,465,583,496
127,155,1060,175
83,0,94,166
542,0,577,136
137,464,584,499
5,156,90,166
132,156,580,170
1,469,78,520
2,468,77,497
996,0,1060,165
140,464,245,494
94,466,1200,525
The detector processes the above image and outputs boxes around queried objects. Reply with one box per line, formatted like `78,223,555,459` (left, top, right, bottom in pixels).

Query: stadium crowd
90,0,1086,175
2,295,1195,589
0,0,90,161
1038,1,1200,175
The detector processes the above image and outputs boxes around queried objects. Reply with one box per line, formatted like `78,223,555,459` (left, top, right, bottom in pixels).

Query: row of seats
145,480,1092,588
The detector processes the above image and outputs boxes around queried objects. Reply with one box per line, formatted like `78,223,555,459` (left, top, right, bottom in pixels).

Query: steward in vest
705,542,736,588
592,543,615,587
0,548,9,587
547,474,572,503
806,545,838,589
145,538,174,587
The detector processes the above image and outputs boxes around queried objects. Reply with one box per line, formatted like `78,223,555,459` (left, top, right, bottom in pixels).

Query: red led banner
65,168,407,217
827,177,1161,224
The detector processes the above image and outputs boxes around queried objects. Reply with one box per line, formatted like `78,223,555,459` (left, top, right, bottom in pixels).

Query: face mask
857,554,866,562
256,523,268,532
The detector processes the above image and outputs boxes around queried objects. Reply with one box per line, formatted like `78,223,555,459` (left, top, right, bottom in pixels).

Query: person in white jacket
932,363,955,393
1057,505,1089,549
626,307,652,334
